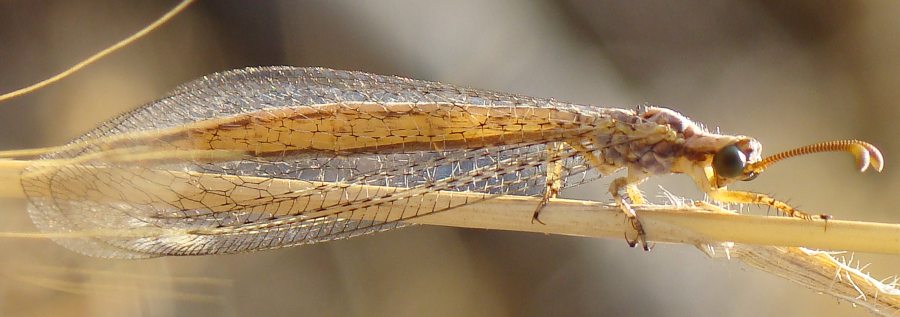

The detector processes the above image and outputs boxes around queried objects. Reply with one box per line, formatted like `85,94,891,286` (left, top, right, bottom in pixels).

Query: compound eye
712,144,747,178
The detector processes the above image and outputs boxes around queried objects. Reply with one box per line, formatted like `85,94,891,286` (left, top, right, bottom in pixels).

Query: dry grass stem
1,158,899,314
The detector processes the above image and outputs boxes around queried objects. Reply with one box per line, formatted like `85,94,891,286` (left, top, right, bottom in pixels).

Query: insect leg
625,182,646,205
564,139,651,250
609,176,651,250
707,189,812,220
532,142,565,224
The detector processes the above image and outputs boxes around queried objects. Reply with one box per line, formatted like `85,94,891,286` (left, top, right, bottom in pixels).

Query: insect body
11,67,883,258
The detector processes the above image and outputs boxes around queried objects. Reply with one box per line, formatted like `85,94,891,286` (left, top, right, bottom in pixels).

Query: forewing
22,67,628,258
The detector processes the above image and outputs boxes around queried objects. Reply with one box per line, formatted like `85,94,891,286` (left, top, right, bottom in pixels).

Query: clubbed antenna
748,140,883,173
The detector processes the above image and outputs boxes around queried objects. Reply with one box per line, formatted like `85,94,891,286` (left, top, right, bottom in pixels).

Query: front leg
707,189,812,220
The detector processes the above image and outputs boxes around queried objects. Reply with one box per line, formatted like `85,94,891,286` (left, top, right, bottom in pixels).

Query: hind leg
532,142,565,224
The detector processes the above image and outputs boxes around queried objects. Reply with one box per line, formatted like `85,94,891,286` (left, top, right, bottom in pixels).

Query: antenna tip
851,142,884,173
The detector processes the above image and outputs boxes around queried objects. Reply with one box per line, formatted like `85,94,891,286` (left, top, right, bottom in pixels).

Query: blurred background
0,1,898,316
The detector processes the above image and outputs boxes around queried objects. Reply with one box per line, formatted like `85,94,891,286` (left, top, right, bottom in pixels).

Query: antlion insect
0,66,883,258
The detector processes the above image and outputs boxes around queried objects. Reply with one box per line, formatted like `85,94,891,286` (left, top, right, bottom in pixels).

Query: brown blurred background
0,1,898,316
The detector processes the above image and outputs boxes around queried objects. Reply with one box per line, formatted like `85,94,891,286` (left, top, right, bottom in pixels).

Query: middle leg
563,139,652,250
609,176,651,250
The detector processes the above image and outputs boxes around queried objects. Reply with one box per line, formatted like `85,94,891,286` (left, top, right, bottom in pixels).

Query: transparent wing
50,66,617,152
21,67,640,258
23,139,602,258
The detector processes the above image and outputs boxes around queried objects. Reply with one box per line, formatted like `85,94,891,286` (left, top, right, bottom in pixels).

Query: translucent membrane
17,67,647,258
